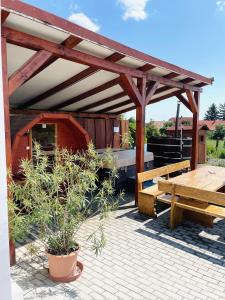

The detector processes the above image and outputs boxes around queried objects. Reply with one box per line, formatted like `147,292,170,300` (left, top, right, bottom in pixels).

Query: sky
23,0,225,122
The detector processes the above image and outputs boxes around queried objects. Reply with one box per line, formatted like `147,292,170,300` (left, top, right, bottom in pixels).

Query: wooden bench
158,182,225,229
137,160,190,217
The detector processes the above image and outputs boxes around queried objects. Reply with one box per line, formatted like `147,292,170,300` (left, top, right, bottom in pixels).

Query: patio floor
11,194,225,300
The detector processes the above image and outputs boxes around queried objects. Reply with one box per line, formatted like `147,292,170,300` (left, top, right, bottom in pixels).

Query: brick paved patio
11,195,225,300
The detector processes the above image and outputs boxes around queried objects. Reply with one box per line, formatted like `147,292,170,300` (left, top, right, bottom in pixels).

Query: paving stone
10,196,225,300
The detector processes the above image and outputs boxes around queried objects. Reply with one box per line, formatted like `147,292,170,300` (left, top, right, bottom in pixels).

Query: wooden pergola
0,0,213,290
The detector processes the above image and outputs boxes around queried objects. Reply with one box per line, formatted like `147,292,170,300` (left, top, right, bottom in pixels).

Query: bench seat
137,160,190,217
157,193,173,204
176,198,225,219
140,185,163,197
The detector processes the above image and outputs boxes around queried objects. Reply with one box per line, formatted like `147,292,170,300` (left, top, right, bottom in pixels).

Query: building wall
11,114,128,174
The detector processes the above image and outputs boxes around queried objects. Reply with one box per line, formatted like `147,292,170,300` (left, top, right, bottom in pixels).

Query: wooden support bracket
119,74,143,106
186,90,198,114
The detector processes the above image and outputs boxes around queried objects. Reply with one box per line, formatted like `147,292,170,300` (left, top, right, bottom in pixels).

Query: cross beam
2,27,144,78
19,52,125,109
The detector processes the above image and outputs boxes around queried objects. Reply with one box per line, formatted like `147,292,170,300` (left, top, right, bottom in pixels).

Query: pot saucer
48,261,83,283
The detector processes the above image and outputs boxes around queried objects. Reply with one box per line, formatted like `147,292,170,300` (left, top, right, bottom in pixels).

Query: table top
163,165,225,192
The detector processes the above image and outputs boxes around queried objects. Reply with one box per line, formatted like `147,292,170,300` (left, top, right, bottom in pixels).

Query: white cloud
118,0,149,21
217,0,225,11
68,12,100,32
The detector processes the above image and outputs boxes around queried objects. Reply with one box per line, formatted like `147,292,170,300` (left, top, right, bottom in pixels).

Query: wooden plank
119,74,143,106
174,184,225,206
148,90,184,105
186,90,198,113
10,108,119,119
3,27,144,78
147,72,202,92
162,166,225,192
1,10,10,24
95,119,106,149
105,119,114,147
175,199,225,219
8,50,53,96
76,91,127,112
138,160,190,183
191,91,199,170
50,78,120,111
83,119,95,144
19,52,125,109
97,99,131,113
116,105,136,115
1,0,213,85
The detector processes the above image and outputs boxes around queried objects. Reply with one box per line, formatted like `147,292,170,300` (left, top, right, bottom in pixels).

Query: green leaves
9,143,122,256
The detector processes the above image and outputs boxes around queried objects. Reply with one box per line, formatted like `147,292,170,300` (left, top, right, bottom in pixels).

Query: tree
213,124,225,149
204,103,219,120
128,117,136,148
218,103,225,120
159,121,174,136
146,120,159,140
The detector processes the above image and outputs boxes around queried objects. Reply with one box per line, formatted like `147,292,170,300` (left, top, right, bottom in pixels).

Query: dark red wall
11,115,128,174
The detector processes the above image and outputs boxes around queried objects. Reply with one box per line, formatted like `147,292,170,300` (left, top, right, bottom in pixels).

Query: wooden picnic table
163,165,225,193
160,165,225,226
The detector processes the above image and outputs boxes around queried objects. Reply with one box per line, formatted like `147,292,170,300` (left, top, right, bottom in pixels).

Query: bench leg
170,204,184,230
138,193,156,218
183,211,214,227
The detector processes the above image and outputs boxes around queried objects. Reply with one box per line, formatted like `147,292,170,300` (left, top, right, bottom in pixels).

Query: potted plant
9,143,122,282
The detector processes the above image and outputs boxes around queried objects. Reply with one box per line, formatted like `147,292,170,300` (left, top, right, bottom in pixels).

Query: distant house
169,117,225,131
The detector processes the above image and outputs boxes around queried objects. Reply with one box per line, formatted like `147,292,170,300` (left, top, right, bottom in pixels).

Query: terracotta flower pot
47,248,81,282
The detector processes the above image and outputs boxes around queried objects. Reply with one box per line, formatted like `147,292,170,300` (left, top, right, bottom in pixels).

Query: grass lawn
206,138,225,158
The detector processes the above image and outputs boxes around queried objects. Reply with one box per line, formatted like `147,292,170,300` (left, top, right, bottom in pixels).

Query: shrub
9,143,123,256
219,149,225,159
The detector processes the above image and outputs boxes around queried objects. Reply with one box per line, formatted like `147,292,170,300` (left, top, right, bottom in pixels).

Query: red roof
167,125,209,131
199,120,225,130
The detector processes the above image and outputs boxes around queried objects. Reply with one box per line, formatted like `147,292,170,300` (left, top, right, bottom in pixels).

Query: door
31,123,56,156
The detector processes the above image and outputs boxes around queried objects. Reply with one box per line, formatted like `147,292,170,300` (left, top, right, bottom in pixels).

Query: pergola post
191,91,200,170
135,78,146,206
0,36,12,300
135,104,146,205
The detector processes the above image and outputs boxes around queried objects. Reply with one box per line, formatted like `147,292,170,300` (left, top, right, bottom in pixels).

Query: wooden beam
76,91,127,112
119,74,142,106
138,64,155,72
1,10,10,24
1,0,213,85
146,72,202,92
3,27,144,78
8,50,53,96
135,104,146,206
148,90,183,105
176,94,192,112
19,52,125,109
191,91,200,170
153,77,195,96
186,89,198,114
28,35,83,80
118,89,185,113
97,99,132,113
10,108,119,119
116,105,136,114
146,81,160,105
49,77,120,110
